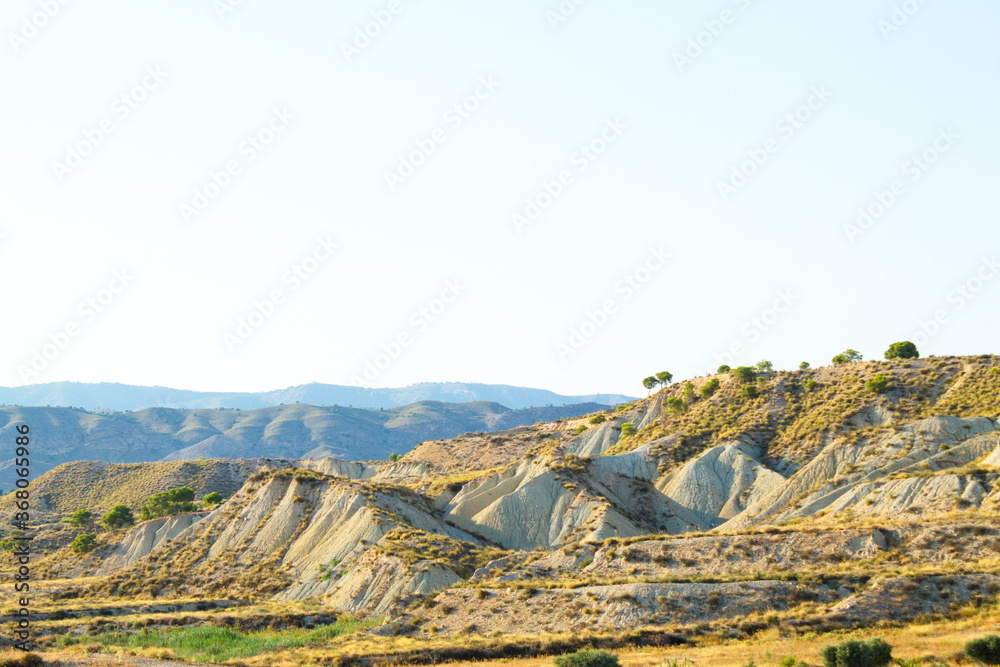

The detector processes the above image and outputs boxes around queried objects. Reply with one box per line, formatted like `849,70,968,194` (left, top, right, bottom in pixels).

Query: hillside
0,400,609,488
0,381,633,412
12,354,1000,665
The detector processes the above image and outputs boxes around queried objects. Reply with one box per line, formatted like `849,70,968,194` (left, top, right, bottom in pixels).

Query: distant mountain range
0,400,612,487
0,381,634,412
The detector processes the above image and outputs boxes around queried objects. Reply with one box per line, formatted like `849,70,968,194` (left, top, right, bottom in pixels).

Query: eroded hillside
11,354,1000,663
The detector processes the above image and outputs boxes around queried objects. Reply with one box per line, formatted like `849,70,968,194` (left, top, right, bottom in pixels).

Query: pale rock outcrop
96,513,205,576
720,416,997,530
322,551,460,616
657,444,785,525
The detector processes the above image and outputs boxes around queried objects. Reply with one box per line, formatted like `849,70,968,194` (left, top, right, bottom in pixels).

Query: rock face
720,416,998,530
96,514,205,576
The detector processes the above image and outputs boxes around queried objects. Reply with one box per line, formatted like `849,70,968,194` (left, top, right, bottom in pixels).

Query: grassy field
55,617,379,663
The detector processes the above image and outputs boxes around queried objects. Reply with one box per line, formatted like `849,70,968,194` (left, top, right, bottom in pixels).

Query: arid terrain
4,354,1000,665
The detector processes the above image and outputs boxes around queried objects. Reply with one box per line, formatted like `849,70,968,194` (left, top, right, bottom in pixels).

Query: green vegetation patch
65,617,379,662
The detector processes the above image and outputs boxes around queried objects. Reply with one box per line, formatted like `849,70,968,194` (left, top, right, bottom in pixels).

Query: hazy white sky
2,1,998,397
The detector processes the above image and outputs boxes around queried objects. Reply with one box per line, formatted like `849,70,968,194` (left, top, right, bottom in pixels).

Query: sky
1,0,998,398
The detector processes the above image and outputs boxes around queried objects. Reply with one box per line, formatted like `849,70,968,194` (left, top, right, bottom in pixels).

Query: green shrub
139,487,198,521
965,634,1000,664
62,509,93,527
388,453,402,462
717,365,731,373
554,649,620,667
866,373,889,394
589,414,607,425
664,397,687,415
71,533,97,553
819,637,892,667
799,361,810,370
682,382,697,403
572,425,588,435
884,341,919,360
202,492,223,506
833,349,863,364
101,504,135,530
700,378,721,398
620,423,636,438
742,385,759,399
756,360,773,371
732,366,756,384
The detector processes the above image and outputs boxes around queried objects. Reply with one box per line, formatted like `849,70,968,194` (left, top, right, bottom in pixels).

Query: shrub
742,385,759,399
799,361,810,370
664,397,687,415
589,414,606,425
71,533,97,553
717,365,731,373
756,360,773,371
0,653,45,667
732,366,756,384
819,638,892,667
572,425,588,435
884,341,919,360
866,373,889,394
389,453,402,462
101,504,135,530
700,378,720,398
139,487,198,521
63,509,93,527
833,349,863,364
620,422,636,437
682,382,696,403
202,492,223,506
554,649,620,667
965,634,1000,664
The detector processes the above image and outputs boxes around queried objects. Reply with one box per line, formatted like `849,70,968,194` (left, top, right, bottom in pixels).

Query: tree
138,487,198,521
202,492,223,507
717,365,731,374
64,510,93,527
732,366,756,384
799,361,810,370
700,378,720,399
71,533,97,554
388,453,402,462
884,341,919,360
682,382,696,403
641,376,658,394
655,371,673,387
866,373,889,394
832,349,863,364
101,505,135,531
755,360,773,372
